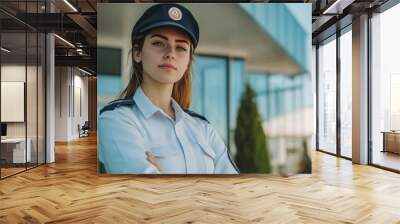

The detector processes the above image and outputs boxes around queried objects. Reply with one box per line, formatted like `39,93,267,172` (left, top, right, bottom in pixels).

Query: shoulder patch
100,98,135,115
183,109,209,123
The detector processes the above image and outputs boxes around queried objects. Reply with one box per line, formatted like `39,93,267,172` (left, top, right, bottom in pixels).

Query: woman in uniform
98,3,238,174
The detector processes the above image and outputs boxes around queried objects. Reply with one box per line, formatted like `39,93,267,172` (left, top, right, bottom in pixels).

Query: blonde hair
119,32,194,109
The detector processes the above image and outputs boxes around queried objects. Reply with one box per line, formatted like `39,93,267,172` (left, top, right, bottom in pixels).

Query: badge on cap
168,7,182,21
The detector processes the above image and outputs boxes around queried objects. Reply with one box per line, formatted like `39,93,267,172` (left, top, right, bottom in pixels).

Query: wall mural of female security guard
98,3,313,175
98,3,239,174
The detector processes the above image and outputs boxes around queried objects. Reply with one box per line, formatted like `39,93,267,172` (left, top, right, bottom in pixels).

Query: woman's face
134,27,192,85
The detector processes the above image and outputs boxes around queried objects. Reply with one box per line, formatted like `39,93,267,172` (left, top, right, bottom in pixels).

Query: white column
46,33,55,163
45,1,55,163
352,14,369,164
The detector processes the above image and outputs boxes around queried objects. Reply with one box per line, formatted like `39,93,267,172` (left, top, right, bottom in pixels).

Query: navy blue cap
131,4,199,49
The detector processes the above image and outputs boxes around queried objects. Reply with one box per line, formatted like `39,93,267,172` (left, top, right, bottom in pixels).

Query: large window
191,56,228,143
229,59,245,156
371,3,400,171
340,28,352,158
191,56,246,157
317,36,337,154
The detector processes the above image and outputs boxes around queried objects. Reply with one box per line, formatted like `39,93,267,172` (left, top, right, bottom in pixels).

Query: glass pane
317,37,337,154
311,46,317,151
97,48,122,110
27,31,38,169
248,73,268,120
229,59,245,157
191,56,228,143
203,58,228,142
340,29,352,158
1,30,27,177
371,5,400,171
38,33,45,164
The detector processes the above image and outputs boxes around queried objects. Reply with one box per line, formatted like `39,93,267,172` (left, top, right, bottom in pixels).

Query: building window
191,56,228,143
317,36,337,154
371,4,400,171
0,3,46,179
339,28,352,158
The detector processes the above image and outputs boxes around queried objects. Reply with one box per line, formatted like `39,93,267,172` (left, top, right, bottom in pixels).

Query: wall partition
1,30,28,178
0,2,46,179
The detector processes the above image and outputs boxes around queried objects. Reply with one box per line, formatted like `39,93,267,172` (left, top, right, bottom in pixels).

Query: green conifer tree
300,139,312,173
234,83,271,173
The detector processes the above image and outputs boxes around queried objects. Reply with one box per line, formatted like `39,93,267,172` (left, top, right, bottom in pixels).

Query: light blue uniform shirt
98,86,238,174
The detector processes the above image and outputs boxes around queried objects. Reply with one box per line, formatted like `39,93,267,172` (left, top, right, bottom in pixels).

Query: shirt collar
171,98,184,123
133,86,159,119
133,86,184,122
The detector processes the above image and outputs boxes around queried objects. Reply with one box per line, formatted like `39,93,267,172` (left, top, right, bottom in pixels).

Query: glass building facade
190,56,246,156
248,73,313,121
189,55,313,173
239,3,309,72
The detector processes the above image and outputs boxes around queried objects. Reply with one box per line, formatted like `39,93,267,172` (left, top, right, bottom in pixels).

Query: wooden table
1,138,32,164
381,131,400,154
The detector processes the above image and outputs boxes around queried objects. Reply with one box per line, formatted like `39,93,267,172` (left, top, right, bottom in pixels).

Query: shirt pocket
197,141,216,173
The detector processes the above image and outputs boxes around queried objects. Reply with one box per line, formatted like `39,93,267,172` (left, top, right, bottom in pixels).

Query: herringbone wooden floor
1,135,400,224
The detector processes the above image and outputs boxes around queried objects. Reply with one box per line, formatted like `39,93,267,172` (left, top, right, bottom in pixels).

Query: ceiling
310,0,391,44
0,0,396,74
0,0,97,74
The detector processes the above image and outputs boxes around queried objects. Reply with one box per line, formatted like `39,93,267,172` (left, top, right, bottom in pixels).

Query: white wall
71,72,89,138
55,67,89,141
1,63,46,164
1,65,38,137
1,66,26,131
55,66,68,141
1,82,25,122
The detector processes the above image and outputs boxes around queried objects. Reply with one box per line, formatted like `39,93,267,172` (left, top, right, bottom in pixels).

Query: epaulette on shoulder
183,109,209,123
100,98,135,115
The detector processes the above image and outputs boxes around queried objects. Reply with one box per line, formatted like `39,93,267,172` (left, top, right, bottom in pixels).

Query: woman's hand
146,151,162,173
